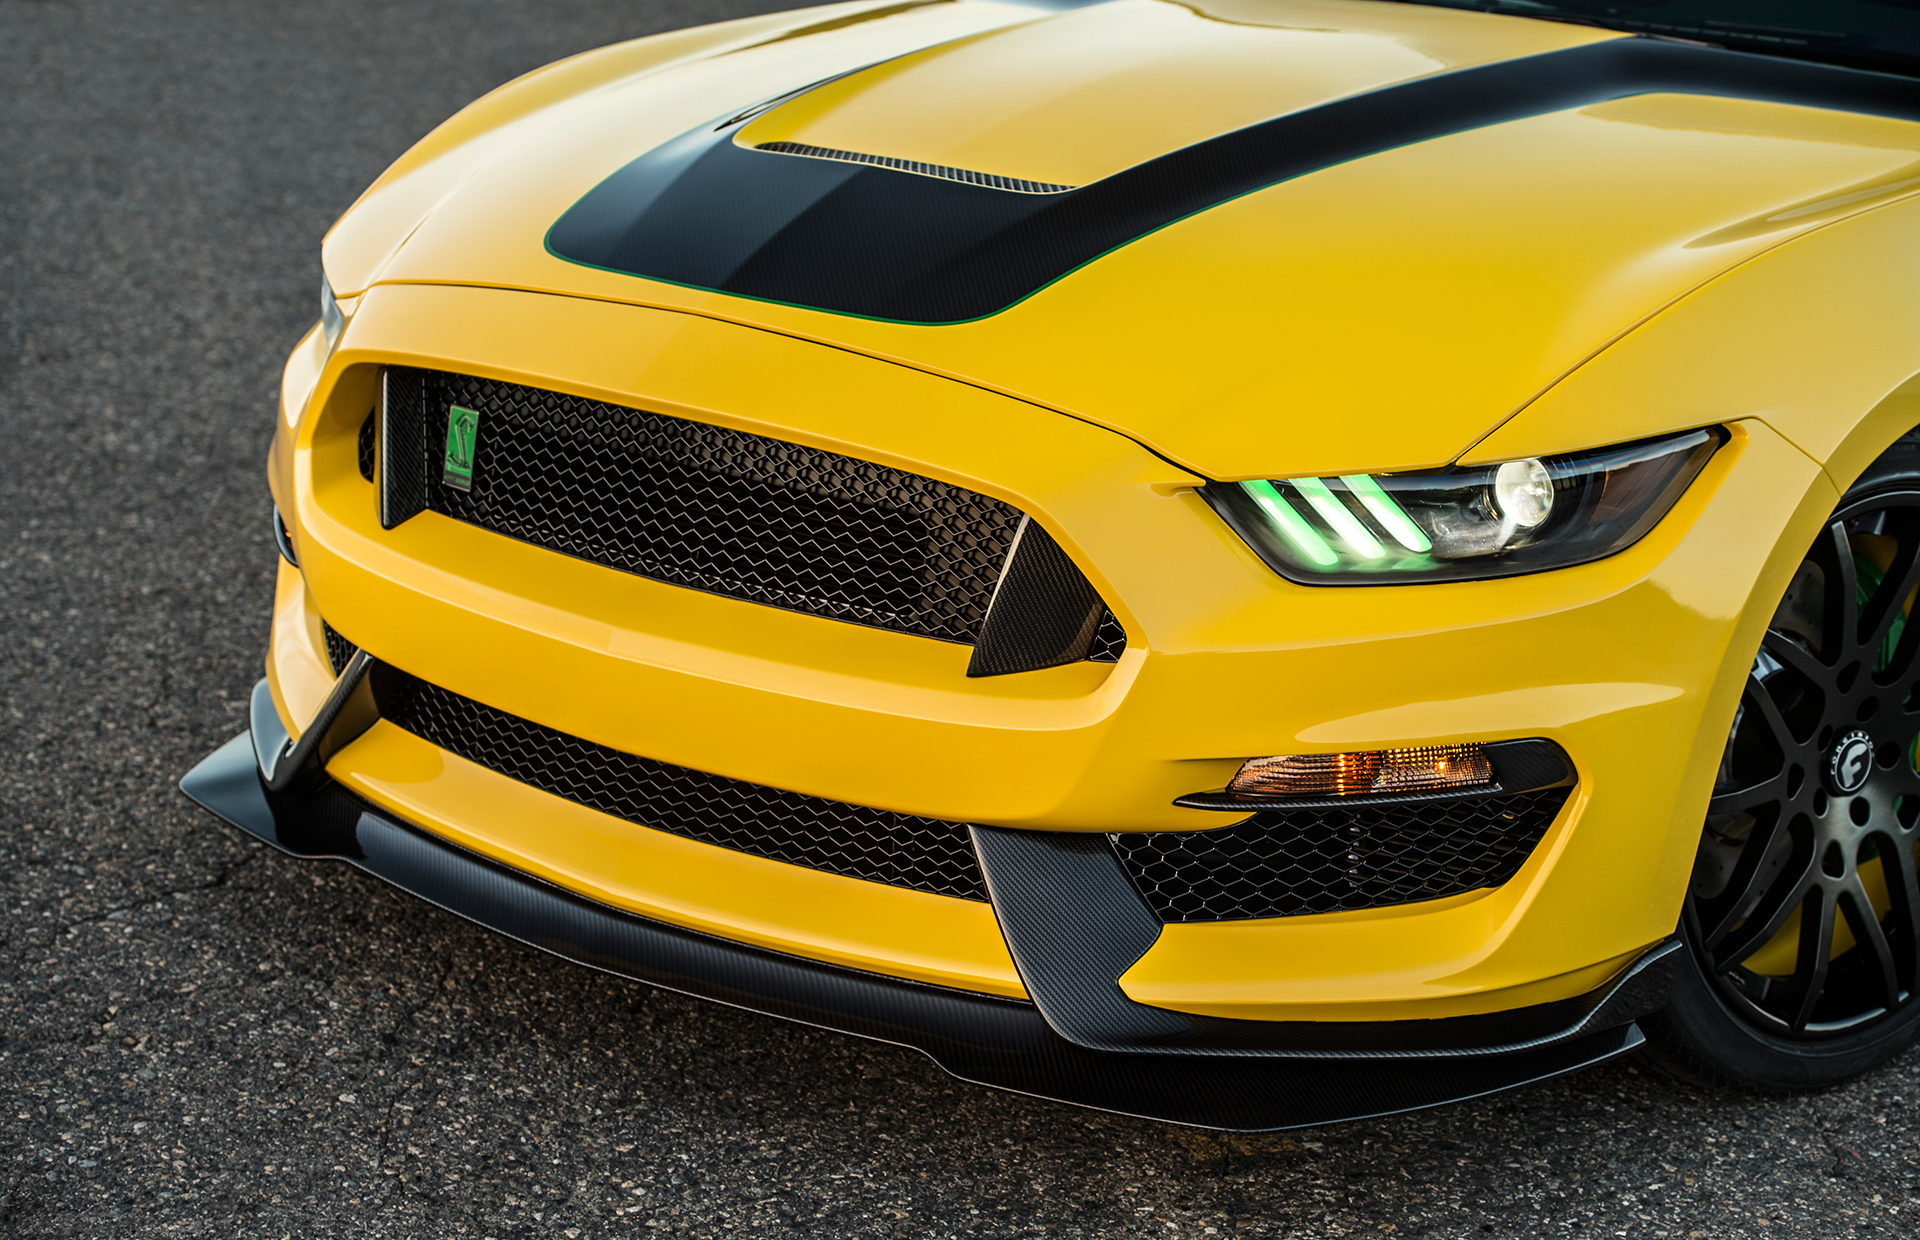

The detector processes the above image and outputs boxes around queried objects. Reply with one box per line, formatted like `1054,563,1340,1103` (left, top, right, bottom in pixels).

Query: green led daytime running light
1293,477,1385,559
1341,474,1432,553
1242,480,1338,567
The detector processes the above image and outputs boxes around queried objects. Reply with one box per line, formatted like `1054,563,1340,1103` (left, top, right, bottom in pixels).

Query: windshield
1389,2,1920,77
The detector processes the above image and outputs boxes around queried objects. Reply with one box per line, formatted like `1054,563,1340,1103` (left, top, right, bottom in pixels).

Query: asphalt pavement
2,0,1918,1235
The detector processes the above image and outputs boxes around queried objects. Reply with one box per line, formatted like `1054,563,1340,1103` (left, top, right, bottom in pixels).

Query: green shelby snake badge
442,404,478,491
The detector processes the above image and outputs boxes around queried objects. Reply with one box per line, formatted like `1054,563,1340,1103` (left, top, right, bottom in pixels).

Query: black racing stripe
547,37,1920,325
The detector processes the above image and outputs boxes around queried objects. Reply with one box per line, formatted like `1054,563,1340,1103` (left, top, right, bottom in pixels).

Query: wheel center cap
1828,729,1874,795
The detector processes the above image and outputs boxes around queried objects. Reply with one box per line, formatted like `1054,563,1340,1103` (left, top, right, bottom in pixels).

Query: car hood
326,0,1920,479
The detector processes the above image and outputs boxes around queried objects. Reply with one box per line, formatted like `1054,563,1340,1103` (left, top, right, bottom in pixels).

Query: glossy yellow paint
1463,191,1920,494
320,0,1045,299
270,0,1920,1021
744,0,1609,187
328,0,1920,480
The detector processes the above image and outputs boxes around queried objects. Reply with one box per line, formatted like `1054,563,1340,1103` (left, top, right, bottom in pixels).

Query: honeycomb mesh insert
372,665,988,901
321,621,358,676
410,370,1022,645
1087,610,1128,663
385,369,1123,661
356,413,376,482
1110,789,1570,921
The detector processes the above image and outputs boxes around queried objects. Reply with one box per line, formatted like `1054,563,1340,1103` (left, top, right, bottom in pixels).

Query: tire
1645,431,1920,1090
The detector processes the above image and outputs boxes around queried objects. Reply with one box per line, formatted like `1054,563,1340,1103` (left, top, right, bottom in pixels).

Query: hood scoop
754,141,1075,194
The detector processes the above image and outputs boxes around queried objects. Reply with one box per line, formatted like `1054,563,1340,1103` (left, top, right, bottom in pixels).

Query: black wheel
1649,438,1920,1089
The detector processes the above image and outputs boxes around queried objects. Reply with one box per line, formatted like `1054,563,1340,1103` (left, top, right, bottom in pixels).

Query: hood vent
755,141,1074,194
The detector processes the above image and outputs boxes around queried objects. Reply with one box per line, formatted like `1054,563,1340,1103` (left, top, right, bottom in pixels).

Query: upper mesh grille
1110,789,1569,921
371,664,989,901
404,369,1031,646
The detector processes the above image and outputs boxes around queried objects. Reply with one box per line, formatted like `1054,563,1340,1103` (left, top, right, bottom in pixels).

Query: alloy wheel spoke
1878,830,1920,992
1812,521,1863,658
1757,631,1835,699
1785,887,1838,1034
1883,759,1920,796
1712,849,1815,968
1697,806,1794,948
1707,767,1789,818
1865,537,1920,671
1735,663,1812,755
1839,877,1903,1011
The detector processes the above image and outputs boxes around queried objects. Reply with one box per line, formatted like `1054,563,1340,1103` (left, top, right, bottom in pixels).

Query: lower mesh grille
1110,790,1570,921
369,664,988,901
321,621,358,677
318,627,1536,919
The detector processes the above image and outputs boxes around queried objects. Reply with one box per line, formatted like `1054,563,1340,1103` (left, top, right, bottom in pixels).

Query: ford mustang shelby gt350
182,0,1920,1128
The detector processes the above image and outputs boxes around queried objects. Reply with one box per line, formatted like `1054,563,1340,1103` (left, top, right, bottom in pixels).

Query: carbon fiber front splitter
180,720,1660,1131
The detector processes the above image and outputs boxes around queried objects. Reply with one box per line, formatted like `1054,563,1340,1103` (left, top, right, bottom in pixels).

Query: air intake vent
755,142,1074,194
1110,789,1570,921
968,519,1109,676
321,621,359,677
375,368,1125,664
372,663,990,901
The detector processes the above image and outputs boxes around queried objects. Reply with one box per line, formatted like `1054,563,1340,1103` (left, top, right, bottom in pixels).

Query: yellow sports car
182,0,1920,1128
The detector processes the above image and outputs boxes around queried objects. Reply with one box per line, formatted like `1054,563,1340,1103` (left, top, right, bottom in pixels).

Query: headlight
1208,427,1725,584
320,273,346,351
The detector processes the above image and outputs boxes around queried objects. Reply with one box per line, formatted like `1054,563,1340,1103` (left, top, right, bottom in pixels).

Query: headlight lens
320,274,345,351
1209,427,1725,584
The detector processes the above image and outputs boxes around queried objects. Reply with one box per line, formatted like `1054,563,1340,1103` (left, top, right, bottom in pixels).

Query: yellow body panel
744,0,1610,187
1465,190,1920,492
267,0,1920,1023
319,0,1047,298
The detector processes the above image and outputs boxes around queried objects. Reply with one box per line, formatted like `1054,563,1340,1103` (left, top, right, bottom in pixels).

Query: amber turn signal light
1227,744,1493,800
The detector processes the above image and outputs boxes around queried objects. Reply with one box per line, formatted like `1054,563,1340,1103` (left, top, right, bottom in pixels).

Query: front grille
1110,789,1570,921
372,665,988,901
397,369,1033,646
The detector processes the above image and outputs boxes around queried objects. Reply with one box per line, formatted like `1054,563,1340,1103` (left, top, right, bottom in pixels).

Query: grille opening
1086,610,1127,663
356,412,376,482
368,661,989,901
321,626,1546,921
395,369,1017,643
380,368,1124,662
321,621,358,678
1111,789,1569,921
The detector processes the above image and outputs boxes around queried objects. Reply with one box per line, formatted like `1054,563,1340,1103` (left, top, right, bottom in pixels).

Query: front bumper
272,285,1838,1024
182,705,1671,1131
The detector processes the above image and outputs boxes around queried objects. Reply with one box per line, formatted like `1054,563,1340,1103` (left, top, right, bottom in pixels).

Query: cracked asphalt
2,0,1918,1235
